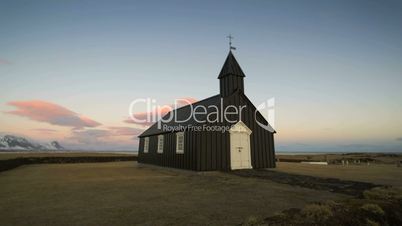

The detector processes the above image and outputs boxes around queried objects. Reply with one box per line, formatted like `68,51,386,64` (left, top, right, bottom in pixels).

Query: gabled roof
237,91,276,133
218,51,246,79
138,94,222,137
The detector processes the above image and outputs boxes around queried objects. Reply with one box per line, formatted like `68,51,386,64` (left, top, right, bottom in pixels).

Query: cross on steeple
227,34,236,50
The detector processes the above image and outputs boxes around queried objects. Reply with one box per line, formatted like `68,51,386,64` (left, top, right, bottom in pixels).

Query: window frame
176,132,185,154
143,137,149,153
157,135,164,153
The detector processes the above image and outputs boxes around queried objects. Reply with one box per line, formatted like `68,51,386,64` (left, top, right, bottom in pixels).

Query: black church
138,50,276,171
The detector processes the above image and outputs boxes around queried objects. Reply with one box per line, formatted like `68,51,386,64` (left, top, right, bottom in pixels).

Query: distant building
138,51,276,170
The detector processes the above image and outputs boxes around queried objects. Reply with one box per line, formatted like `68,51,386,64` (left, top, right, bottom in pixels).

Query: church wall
137,131,199,170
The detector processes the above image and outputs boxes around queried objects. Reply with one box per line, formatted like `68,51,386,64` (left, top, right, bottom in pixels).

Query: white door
230,121,252,170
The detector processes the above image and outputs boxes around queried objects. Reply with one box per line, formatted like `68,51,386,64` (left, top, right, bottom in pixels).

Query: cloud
70,127,143,141
124,105,172,126
396,137,402,141
108,126,144,136
176,97,198,107
31,128,58,134
68,127,141,146
6,100,101,129
68,129,110,144
124,97,197,126
0,58,11,65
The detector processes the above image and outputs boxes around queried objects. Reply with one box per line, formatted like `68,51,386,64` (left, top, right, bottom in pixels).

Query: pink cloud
108,126,144,136
176,97,198,107
0,58,11,65
6,100,101,129
124,105,172,126
124,97,197,126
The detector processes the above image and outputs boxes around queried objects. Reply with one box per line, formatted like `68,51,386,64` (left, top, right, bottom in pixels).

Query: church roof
218,51,246,79
138,94,222,137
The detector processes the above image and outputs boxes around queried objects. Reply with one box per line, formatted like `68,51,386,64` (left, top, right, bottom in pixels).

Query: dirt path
231,169,381,196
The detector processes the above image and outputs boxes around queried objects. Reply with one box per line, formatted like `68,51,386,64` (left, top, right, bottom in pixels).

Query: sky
1,0,402,152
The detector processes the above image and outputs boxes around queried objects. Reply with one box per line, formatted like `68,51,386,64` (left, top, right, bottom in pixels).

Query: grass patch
259,187,402,226
0,162,346,226
300,203,333,224
363,187,402,200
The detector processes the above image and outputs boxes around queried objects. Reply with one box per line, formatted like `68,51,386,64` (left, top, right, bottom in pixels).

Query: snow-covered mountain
44,141,64,150
0,135,64,151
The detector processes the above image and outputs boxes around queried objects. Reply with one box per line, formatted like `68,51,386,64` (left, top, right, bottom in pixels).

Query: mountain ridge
0,135,64,151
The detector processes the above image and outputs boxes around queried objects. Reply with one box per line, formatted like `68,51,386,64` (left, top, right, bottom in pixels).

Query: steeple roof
218,51,246,79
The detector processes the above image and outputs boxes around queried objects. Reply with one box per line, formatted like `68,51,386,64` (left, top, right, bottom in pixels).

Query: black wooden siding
138,132,198,170
220,75,244,97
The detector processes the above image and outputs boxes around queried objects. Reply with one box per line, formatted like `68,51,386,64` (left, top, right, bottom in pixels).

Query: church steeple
218,51,245,97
